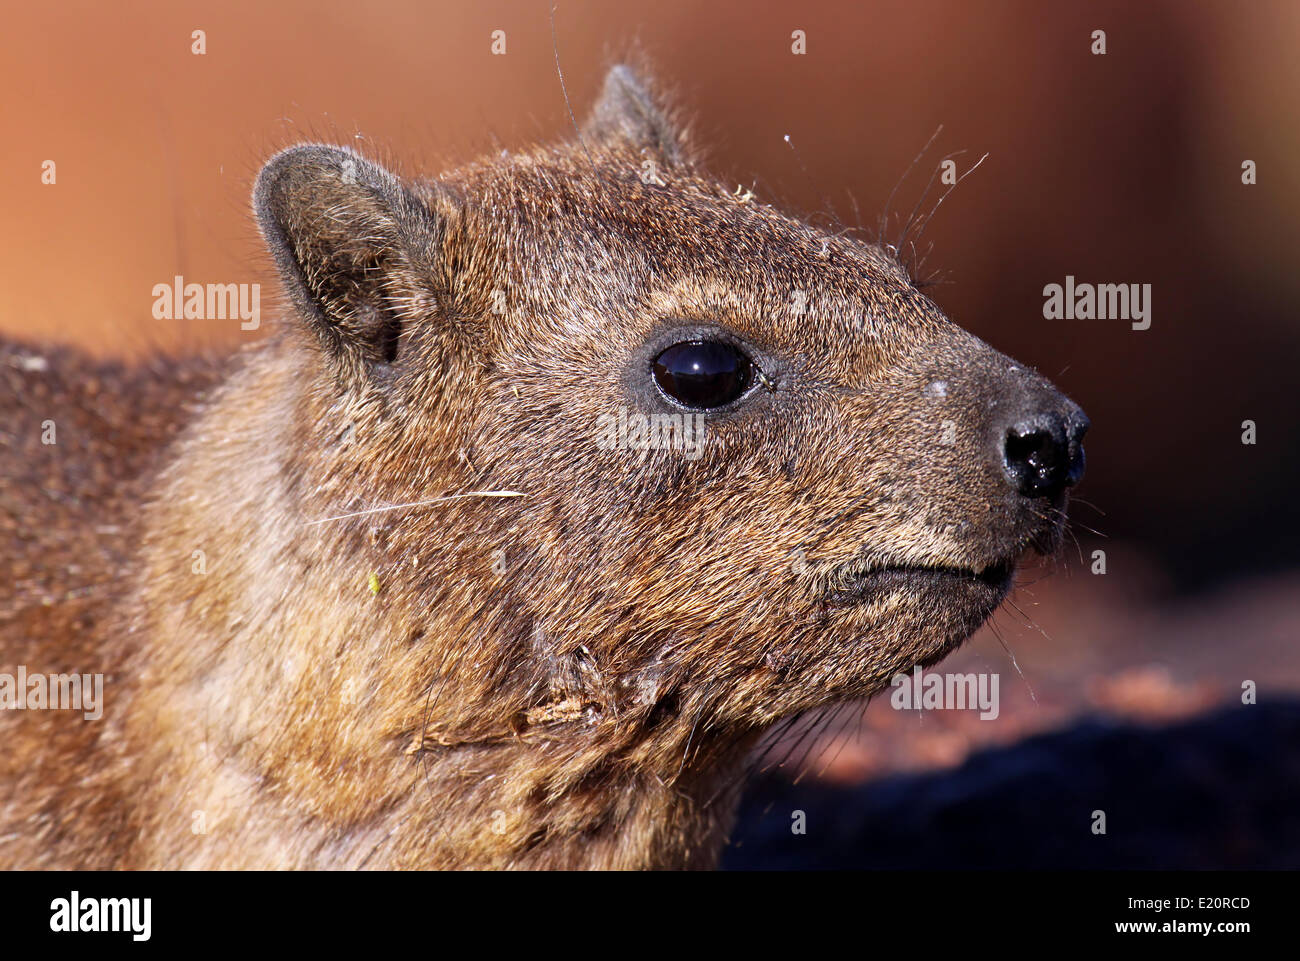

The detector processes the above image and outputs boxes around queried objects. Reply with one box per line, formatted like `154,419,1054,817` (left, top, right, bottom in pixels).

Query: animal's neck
359,735,752,869
127,605,752,868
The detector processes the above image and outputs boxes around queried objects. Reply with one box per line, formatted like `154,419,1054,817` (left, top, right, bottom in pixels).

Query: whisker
549,5,596,175
988,614,1037,705
786,707,839,783
896,148,966,265
903,151,990,256
1005,595,1054,649
812,700,866,780
1068,496,1106,516
879,124,944,248
1062,517,1107,539
845,188,864,233
1064,522,1085,567
305,490,528,526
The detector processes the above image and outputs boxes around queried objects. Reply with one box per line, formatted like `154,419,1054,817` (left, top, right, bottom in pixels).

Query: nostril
1003,417,1072,498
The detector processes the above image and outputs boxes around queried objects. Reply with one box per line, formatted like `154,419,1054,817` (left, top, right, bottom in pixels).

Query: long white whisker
304,490,529,526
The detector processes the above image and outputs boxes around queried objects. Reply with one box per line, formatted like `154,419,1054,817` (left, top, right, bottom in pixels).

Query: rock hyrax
0,64,1088,869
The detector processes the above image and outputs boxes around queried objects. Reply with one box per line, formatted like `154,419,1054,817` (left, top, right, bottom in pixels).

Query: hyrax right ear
254,145,449,383
582,64,689,165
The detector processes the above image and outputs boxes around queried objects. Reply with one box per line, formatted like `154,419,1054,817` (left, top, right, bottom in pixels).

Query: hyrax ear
254,144,448,381
581,64,688,165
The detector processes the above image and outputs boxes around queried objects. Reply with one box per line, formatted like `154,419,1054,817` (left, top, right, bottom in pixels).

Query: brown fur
0,66,1084,868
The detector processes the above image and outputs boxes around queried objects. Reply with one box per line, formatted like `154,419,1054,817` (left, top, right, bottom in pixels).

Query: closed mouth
822,558,1015,608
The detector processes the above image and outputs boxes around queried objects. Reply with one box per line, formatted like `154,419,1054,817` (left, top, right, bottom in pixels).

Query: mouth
821,557,1015,609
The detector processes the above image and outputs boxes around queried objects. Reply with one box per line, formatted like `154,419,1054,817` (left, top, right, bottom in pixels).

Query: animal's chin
821,557,1016,613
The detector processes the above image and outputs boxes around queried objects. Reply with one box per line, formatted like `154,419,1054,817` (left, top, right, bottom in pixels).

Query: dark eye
652,340,754,409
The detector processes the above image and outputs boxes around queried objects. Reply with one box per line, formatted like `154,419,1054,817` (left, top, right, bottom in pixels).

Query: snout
917,340,1093,565
999,395,1089,500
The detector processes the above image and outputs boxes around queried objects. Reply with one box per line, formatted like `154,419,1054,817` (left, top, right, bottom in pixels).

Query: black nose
1002,406,1089,498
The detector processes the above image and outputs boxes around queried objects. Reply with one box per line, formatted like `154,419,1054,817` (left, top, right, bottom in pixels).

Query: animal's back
0,338,224,866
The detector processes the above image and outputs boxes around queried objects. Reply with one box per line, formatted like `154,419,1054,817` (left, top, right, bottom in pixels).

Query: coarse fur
0,65,1085,869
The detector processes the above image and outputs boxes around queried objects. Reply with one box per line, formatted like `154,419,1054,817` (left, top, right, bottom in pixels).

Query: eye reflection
652,341,754,409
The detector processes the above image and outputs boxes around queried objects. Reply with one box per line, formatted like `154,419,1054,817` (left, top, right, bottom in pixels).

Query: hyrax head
255,66,1088,745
